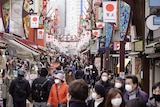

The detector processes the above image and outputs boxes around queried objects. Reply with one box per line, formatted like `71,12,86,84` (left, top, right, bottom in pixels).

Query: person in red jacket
47,73,68,107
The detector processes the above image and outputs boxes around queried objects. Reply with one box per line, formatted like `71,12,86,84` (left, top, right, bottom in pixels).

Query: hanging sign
119,1,131,41
30,15,39,28
105,23,113,47
37,29,44,39
103,1,117,23
92,29,101,37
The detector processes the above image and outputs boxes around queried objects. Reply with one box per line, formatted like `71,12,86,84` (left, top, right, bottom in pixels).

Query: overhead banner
30,15,39,28
103,1,117,23
37,29,44,39
105,23,113,47
119,1,131,41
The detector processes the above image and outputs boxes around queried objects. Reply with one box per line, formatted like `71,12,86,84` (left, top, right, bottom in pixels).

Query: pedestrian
123,75,148,103
68,79,89,107
114,77,125,94
31,68,52,107
47,73,68,107
146,81,160,107
9,69,31,107
105,88,125,107
65,68,75,85
96,70,114,95
88,83,106,107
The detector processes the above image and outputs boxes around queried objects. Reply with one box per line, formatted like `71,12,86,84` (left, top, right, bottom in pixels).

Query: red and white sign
30,15,39,28
103,1,117,23
96,22,105,28
114,42,131,51
46,34,53,42
37,29,44,39
92,30,101,37
85,31,91,37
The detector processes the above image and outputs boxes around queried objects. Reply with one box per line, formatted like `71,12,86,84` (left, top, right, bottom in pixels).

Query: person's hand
47,103,51,107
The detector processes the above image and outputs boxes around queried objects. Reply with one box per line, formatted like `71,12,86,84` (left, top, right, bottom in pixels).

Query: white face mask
55,79,60,84
125,84,132,92
101,76,108,82
115,83,122,88
111,98,122,106
91,92,98,99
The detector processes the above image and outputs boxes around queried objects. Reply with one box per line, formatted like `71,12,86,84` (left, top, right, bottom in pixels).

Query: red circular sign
86,32,89,35
48,35,50,38
98,24,102,28
106,4,114,12
94,31,98,36
33,17,37,21
39,31,42,34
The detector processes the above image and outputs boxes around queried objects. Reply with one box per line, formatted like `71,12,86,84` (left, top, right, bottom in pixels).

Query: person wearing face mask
47,73,68,107
123,75,148,103
114,77,125,94
147,82,160,107
105,88,125,107
96,70,114,95
88,83,105,107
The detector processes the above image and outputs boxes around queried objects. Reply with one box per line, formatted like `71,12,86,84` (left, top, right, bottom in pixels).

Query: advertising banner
103,1,117,23
37,29,44,39
30,15,39,28
105,23,113,47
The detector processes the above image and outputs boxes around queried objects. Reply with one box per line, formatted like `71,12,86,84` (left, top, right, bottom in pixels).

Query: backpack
33,79,48,100
15,80,26,97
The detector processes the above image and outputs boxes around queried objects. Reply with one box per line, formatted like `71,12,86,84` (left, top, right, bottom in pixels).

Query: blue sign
105,23,113,47
99,42,105,51
149,0,160,7
119,1,131,40
153,17,160,25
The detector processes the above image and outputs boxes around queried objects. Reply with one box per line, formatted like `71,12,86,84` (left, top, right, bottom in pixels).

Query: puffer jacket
146,97,157,107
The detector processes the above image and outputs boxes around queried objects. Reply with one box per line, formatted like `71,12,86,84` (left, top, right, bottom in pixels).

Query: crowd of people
1,54,160,107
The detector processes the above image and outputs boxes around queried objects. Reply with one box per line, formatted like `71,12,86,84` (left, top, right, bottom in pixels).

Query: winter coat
96,80,114,95
69,99,88,107
87,99,105,107
9,77,30,102
48,82,68,107
123,87,148,103
32,76,52,102
146,97,157,107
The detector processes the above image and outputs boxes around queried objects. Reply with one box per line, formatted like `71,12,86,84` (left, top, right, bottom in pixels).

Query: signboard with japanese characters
30,15,39,28
37,29,44,39
103,1,117,23
46,34,53,42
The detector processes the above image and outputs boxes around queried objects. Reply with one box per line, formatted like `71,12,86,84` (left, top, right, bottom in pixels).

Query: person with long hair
105,88,125,107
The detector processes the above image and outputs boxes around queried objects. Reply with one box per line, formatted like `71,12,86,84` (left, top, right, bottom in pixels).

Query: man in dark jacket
9,69,30,107
123,75,148,103
96,70,114,95
31,68,52,107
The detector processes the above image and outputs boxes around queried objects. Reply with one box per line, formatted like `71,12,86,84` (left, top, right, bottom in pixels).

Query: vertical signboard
105,23,113,47
103,1,117,23
119,1,131,41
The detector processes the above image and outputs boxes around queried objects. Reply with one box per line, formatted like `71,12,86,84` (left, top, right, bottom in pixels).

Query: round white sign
146,15,160,30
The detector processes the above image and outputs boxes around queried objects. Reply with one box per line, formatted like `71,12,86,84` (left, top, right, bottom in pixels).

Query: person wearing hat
9,69,31,107
47,73,68,107
88,83,106,107
31,68,52,107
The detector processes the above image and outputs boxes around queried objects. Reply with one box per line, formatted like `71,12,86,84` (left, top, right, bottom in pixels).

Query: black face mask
153,94,160,101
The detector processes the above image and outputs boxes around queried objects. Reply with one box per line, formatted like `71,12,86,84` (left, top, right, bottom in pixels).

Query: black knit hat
40,68,48,76
95,83,105,97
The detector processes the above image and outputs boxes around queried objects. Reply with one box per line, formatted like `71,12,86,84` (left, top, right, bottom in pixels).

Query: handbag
56,88,67,107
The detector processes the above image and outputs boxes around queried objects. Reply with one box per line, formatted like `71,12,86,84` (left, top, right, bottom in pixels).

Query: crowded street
0,0,160,107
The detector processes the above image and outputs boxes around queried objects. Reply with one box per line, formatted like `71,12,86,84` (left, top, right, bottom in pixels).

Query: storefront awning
8,39,40,56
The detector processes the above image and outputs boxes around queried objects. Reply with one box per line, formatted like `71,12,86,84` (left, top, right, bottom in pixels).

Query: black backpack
33,79,48,100
15,80,26,97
